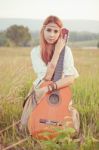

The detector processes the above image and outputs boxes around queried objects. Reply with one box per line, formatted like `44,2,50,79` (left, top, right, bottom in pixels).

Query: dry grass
0,47,99,150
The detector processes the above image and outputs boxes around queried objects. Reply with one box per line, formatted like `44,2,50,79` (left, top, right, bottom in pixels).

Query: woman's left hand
55,34,67,55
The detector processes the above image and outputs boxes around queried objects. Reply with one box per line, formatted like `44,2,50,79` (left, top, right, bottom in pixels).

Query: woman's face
44,23,61,44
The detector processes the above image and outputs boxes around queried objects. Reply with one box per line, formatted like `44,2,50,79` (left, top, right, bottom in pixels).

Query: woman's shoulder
31,45,40,56
65,45,72,55
65,45,71,51
31,45,40,52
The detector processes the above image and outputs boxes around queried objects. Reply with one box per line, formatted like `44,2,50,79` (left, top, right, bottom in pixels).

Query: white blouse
31,45,79,87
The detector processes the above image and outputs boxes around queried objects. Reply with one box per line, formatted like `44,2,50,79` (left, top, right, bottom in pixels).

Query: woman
30,15,80,133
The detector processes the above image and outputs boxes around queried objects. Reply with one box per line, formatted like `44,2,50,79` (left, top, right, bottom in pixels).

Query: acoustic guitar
28,29,74,140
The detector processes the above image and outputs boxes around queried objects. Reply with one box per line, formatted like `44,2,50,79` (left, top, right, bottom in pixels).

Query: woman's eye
46,28,59,34
54,30,59,33
46,28,52,32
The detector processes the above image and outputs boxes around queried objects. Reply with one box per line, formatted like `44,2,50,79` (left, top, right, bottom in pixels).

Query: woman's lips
46,38,56,43
49,39,55,41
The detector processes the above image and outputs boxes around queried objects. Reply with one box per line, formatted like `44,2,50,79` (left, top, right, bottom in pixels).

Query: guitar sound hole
49,93,59,104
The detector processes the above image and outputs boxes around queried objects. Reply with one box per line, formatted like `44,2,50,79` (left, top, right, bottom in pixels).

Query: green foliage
97,41,99,48
6,25,32,46
41,128,78,150
69,31,99,42
0,31,9,46
1,28,99,47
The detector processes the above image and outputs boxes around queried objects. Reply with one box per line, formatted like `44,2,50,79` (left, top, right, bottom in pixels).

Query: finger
64,34,68,41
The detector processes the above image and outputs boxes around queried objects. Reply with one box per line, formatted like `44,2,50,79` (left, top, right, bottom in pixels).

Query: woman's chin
46,40,56,44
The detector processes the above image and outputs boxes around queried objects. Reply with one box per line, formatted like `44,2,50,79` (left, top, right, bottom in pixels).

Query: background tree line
0,24,99,47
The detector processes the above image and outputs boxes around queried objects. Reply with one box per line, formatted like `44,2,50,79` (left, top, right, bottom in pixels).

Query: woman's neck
47,44,53,49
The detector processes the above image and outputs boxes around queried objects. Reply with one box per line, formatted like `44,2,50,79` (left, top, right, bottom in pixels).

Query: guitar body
28,81,74,140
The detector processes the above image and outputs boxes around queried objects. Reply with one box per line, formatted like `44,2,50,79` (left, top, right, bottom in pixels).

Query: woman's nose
50,32,54,37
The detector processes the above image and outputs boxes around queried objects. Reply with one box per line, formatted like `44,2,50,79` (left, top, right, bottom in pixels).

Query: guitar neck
52,46,65,82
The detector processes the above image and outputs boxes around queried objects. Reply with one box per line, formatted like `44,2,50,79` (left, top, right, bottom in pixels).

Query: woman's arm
34,75,75,103
54,75,75,89
44,75,75,93
44,36,66,81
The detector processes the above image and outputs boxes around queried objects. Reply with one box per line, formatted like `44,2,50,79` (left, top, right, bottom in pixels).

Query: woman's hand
55,34,67,54
51,34,67,66
34,86,48,103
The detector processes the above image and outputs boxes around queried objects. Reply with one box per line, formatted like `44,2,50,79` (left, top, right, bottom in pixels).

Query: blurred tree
6,25,32,46
69,32,99,42
97,41,99,48
0,31,9,46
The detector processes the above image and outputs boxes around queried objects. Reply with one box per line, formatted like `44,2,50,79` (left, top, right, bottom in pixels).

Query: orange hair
40,16,63,65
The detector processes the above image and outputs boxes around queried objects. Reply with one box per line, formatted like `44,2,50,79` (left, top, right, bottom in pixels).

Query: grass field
0,47,99,150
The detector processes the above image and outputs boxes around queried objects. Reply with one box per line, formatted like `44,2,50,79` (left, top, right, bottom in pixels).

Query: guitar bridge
39,119,62,126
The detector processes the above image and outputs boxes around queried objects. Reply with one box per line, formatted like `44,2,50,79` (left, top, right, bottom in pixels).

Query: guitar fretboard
52,47,65,82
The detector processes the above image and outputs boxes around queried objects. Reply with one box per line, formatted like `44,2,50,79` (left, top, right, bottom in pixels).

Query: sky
0,0,99,21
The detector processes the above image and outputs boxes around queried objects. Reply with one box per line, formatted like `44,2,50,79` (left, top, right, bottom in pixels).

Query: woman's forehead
46,23,60,29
